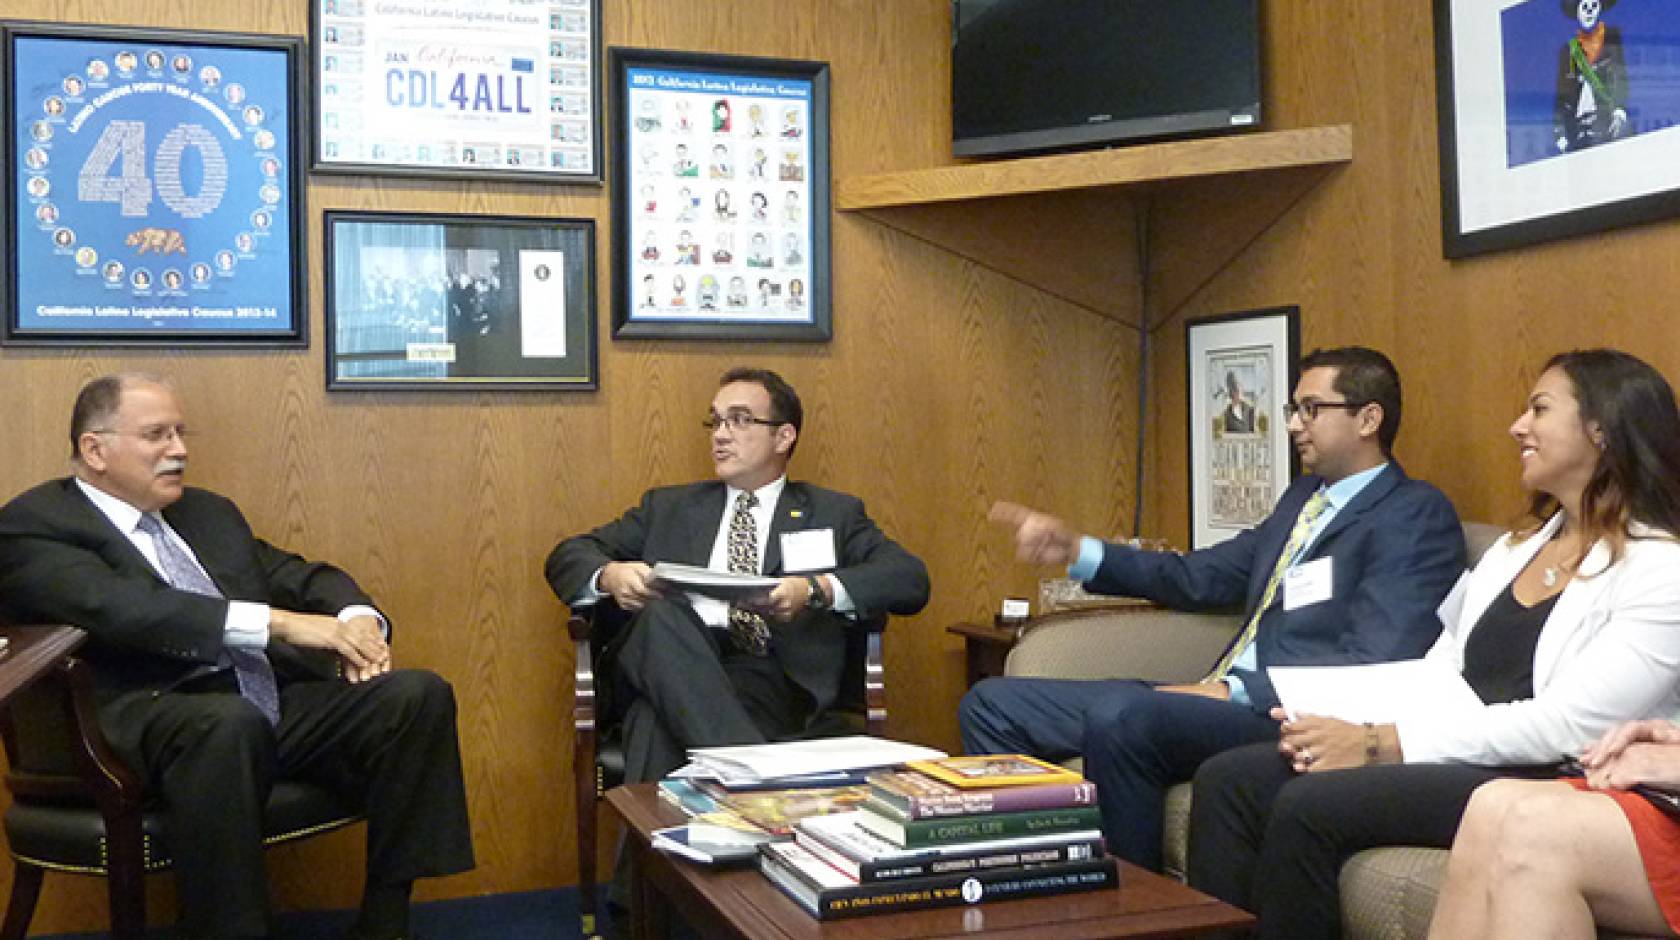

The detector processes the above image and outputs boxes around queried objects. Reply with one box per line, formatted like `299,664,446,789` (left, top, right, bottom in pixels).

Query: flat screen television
952,0,1262,158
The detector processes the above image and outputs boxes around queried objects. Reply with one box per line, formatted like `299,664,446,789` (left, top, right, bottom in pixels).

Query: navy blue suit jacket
1089,463,1464,711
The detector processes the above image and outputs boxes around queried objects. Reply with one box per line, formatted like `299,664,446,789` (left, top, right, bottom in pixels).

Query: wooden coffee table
607,783,1253,939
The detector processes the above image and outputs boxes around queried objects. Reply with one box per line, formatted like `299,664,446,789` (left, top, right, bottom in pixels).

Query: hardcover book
853,804,1102,848
759,840,1119,920
868,769,1097,819
794,812,1105,883
905,754,1083,789
715,784,870,835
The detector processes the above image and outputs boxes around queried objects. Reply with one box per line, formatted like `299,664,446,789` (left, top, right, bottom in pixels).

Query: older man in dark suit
0,374,474,940
546,366,930,786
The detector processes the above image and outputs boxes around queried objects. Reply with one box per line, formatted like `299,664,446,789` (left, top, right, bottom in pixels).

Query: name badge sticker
780,528,837,573
1283,557,1334,610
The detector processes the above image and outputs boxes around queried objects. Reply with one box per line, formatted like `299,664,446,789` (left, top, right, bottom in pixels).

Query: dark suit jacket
1089,463,1464,711
0,478,378,707
545,479,930,716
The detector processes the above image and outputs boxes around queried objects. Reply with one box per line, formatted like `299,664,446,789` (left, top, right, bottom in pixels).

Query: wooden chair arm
1,656,145,816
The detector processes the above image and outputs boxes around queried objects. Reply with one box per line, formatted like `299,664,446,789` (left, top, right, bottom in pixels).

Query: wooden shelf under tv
833,125,1354,328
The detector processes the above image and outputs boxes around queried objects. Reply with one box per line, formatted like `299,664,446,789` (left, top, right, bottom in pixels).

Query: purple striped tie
137,514,280,726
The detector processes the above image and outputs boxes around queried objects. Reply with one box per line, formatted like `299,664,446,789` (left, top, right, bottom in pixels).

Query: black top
1462,582,1560,705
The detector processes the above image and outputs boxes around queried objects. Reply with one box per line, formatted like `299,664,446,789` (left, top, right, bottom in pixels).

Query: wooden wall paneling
852,192,1146,325
1145,0,1680,547
0,1,1149,932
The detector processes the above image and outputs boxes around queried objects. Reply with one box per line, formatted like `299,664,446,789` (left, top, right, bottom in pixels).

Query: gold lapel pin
789,509,803,518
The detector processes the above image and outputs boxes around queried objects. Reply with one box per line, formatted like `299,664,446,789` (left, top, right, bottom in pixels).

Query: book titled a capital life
760,840,1118,920
855,804,1102,848
649,562,780,600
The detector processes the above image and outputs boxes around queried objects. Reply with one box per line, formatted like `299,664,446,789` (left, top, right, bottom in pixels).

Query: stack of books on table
652,736,947,865
759,754,1118,919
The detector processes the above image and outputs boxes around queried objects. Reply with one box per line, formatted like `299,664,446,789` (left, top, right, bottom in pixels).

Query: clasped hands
598,561,818,621
269,610,390,683
1576,719,1680,791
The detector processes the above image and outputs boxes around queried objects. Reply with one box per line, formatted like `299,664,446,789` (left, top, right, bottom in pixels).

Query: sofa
1000,521,1651,940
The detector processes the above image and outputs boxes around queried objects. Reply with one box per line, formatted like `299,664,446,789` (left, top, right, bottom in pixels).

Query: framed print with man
2,22,305,345
1186,306,1299,550
1436,0,1680,257
324,211,597,390
608,46,831,340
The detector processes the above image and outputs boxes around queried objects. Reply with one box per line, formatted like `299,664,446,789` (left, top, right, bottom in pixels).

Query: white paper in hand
1268,659,1483,725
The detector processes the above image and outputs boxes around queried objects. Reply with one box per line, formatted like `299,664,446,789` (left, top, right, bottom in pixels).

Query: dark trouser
608,598,813,919
101,669,476,940
958,677,1278,871
613,598,813,785
1187,741,1547,940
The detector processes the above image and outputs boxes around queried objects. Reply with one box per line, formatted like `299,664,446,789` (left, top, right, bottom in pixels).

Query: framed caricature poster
324,211,596,390
1186,307,1299,549
3,24,305,345
609,47,831,340
1436,0,1680,257
311,0,602,182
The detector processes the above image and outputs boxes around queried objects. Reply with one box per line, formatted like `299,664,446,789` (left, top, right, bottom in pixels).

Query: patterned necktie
1206,489,1331,682
136,513,281,725
726,492,771,656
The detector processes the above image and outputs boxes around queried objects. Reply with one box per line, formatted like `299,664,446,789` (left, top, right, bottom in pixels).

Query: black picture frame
1185,306,1300,550
609,46,831,341
2,22,307,346
1435,0,1680,258
323,210,597,391
309,0,603,183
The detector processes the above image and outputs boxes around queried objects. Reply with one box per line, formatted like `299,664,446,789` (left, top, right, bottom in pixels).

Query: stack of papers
684,736,947,787
650,562,781,600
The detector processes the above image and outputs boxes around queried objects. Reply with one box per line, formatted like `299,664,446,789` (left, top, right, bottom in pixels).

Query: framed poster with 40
3,22,306,345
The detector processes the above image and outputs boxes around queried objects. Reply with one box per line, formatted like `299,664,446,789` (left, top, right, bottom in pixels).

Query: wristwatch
805,574,829,611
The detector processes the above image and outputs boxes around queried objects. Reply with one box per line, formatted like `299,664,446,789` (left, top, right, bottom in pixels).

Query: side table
946,620,1023,688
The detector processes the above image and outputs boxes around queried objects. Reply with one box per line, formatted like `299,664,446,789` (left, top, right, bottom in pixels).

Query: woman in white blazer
1184,349,1680,940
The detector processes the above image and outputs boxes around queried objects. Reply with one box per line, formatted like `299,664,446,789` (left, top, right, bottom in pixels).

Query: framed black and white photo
1186,306,1299,550
311,0,602,182
1435,0,1680,258
324,211,596,390
609,47,831,341
3,23,306,345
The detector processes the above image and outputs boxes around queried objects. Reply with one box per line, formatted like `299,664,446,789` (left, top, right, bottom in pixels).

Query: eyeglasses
89,424,189,445
1283,400,1366,422
701,412,782,432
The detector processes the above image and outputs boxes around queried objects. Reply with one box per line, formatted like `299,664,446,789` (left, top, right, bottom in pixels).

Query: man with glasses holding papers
965,346,1465,872
545,366,929,788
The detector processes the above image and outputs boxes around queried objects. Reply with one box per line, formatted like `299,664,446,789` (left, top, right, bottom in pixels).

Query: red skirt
1567,777,1680,932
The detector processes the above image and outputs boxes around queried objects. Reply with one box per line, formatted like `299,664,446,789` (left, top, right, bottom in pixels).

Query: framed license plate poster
311,0,602,182
3,23,305,345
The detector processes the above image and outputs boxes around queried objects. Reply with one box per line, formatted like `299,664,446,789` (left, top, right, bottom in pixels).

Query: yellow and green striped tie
1206,489,1330,682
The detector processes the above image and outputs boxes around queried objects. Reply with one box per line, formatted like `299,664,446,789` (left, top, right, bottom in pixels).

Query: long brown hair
1517,349,1680,568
